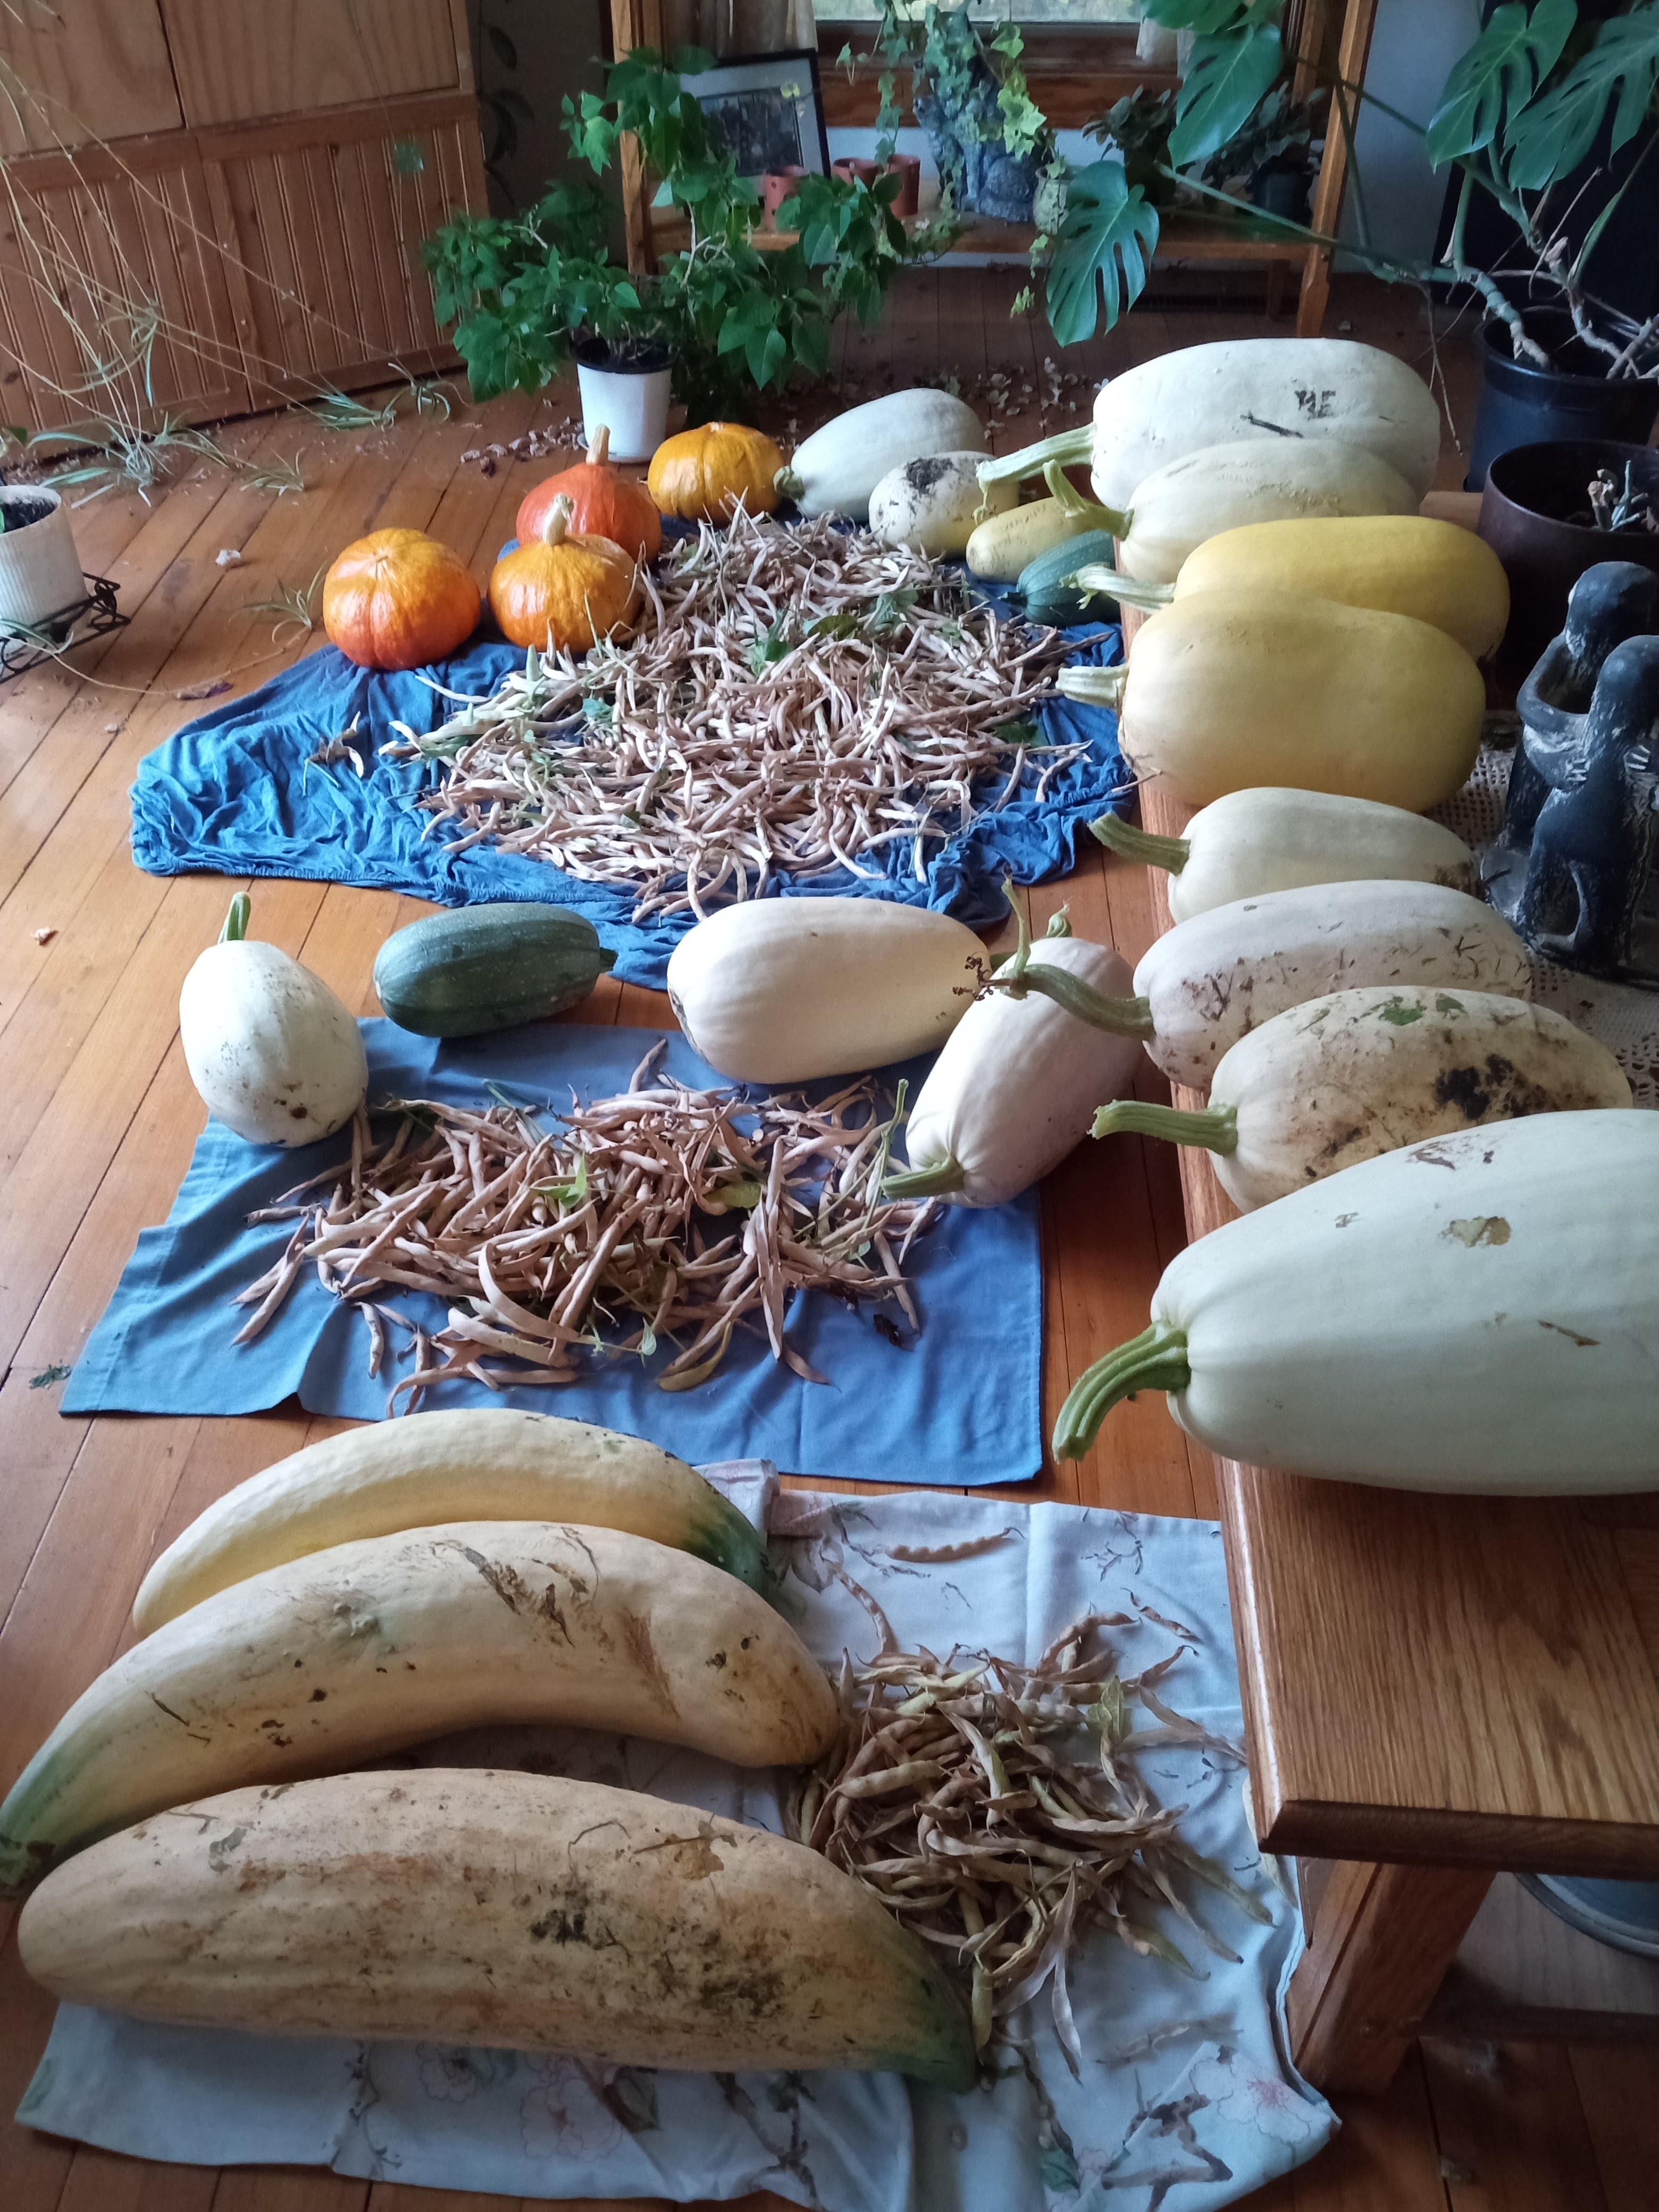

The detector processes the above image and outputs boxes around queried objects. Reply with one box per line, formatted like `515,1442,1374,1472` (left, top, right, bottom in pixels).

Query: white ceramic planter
0,485,87,635
576,355,673,464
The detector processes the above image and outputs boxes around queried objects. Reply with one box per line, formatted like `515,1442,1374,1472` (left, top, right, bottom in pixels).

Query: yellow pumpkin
323,529,481,671
648,422,785,523
488,494,641,652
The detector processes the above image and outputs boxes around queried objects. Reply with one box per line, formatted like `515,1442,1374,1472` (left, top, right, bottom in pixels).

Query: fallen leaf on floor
33,925,55,944
29,1364,71,1389
177,677,233,701
215,548,244,567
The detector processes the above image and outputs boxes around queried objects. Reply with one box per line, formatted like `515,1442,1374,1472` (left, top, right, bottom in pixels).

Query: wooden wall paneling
159,0,461,130
0,0,181,157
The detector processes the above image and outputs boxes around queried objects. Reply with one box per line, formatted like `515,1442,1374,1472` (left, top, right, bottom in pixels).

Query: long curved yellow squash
1,1521,836,1895
134,1409,769,1633
19,1769,977,2087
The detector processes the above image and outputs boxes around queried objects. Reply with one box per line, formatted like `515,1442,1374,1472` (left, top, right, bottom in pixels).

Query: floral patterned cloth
19,1467,1336,2210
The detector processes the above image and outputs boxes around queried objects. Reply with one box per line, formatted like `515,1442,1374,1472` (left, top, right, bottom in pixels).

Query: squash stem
976,425,1097,495
1076,563,1166,611
1052,1322,1192,1462
1039,460,1119,531
1091,1100,1237,1155
883,1154,968,1199
774,464,805,502
1044,906,1073,939
1058,665,1127,711
220,893,250,944
991,966,1155,1038
1087,815,1190,873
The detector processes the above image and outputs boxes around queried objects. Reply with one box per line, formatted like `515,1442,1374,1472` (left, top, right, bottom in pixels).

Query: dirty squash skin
18,1770,978,2088
0,1522,837,1896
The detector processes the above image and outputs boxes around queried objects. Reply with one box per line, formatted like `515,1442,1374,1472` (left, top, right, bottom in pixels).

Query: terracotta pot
760,166,808,231
832,157,883,188
883,153,921,217
1478,439,1659,693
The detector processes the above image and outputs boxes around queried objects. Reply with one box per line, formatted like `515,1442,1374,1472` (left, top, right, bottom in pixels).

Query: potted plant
850,4,1053,224
1478,438,1659,686
0,483,88,641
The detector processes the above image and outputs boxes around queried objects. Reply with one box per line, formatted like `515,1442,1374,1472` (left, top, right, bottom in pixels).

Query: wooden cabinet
0,0,485,431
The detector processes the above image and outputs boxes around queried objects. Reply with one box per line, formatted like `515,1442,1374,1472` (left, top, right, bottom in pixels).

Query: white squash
19,1770,977,2084
965,463,1118,582
1107,438,1421,585
1134,879,1532,1092
666,898,984,1083
132,1407,770,1633
1054,1109,1659,1492
887,923,1144,1208
869,451,1015,556
0,1520,837,1895
776,388,987,520
1094,986,1631,1209
179,894,366,1147
1091,789,1476,924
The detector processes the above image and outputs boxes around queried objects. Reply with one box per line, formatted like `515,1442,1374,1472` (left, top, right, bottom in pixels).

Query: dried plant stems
383,511,1083,923
233,1071,939,1411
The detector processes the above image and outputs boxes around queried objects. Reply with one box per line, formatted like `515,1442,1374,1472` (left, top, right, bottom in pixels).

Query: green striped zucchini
373,903,615,1037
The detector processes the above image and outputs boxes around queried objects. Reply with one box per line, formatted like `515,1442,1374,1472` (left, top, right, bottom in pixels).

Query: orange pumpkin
647,422,785,523
323,529,481,671
488,493,642,653
516,425,663,566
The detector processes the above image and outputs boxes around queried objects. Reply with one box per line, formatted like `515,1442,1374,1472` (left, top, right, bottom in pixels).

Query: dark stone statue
1484,562,1659,984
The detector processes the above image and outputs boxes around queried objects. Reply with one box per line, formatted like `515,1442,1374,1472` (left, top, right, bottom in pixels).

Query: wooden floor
1,269,1653,2209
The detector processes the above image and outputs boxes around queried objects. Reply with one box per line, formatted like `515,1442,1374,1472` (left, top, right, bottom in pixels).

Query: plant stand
0,574,128,685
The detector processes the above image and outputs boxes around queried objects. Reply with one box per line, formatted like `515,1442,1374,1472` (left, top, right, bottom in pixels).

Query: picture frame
681,47,830,186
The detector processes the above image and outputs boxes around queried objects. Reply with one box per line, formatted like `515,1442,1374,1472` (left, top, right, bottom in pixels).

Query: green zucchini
1016,529,1120,627
374,903,616,1038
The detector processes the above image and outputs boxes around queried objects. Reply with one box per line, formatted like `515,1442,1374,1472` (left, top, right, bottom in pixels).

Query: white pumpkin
179,895,367,1146
868,451,1016,556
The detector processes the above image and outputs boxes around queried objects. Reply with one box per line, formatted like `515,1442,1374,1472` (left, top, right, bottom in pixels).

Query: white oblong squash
1113,588,1486,812
1133,879,1532,1093
667,898,985,1083
0,1521,836,1895
1100,987,1630,1209
1109,438,1420,586
1146,789,1474,925
1059,1111,1659,1492
1089,339,1441,509
18,1769,976,2085
180,898,367,1148
869,451,1015,556
778,388,987,520
133,1409,770,1634
892,936,1143,1208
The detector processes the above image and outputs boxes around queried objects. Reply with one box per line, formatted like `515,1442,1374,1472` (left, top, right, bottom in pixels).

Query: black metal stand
0,574,128,683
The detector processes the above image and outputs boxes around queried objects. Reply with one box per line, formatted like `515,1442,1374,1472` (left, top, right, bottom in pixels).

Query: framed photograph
683,48,830,185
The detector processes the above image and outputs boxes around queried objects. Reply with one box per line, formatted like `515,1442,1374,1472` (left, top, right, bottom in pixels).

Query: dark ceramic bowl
1478,439,1659,693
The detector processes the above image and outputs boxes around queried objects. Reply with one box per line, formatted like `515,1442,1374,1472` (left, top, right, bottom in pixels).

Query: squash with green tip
373,903,615,1037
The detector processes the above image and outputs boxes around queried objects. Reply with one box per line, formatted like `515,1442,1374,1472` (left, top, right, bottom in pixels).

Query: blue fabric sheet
65,1021,1043,1487
130,562,1127,988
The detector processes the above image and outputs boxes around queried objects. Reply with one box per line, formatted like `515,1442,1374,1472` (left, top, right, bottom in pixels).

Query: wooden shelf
654,206,1312,269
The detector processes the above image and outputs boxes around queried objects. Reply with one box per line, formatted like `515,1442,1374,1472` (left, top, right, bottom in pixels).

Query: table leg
1287,1859,1494,2093
1265,258,1287,319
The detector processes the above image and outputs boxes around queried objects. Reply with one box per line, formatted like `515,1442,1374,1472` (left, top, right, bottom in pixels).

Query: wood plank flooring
0,269,1647,2206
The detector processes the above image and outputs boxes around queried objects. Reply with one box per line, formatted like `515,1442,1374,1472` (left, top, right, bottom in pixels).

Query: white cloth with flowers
19,1467,1335,2209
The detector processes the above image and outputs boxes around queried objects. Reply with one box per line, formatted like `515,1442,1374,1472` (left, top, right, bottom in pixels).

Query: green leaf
1044,160,1160,347
1168,24,1285,167
1504,2,1659,189
745,326,789,387
1425,0,1576,167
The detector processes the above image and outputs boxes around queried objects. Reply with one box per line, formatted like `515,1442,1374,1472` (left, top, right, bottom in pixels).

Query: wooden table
1137,777,1659,2093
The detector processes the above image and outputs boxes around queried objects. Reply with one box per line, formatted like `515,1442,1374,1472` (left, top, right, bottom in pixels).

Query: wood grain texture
1421,2037,1608,2212
161,0,460,127
0,0,181,156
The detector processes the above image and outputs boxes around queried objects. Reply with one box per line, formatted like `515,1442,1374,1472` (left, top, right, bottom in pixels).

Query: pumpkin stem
541,494,574,549
220,893,250,943
586,424,610,467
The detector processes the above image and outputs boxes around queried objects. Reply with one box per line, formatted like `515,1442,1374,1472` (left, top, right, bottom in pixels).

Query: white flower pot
576,353,673,465
0,485,87,636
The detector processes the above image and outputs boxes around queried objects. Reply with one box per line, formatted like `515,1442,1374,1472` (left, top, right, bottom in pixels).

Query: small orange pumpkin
647,421,786,524
323,529,481,671
516,425,663,566
488,493,641,652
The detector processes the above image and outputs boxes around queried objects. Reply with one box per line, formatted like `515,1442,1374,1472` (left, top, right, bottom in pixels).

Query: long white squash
133,1409,770,1634
776,388,986,520
1054,1110,1659,1491
667,898,985,1083
19,1770,976,2085
0,1522,836,1895
1093,987,1631,1209
885,925,1144,1208
1091,790,1476,925
1133,881,1532,1092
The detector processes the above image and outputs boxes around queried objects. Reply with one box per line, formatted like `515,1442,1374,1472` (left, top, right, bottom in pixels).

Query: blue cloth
65,1022,1042,1487
130,579,1127,989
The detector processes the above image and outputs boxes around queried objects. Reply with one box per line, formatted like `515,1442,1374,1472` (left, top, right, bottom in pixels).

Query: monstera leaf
1045,160,1160,347
1168,24,1286,167
1503,0,1659,189
1424,0,1577,166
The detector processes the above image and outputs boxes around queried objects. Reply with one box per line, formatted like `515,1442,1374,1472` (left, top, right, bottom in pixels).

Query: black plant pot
1467,311,1659,490
1248,158,1312,225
